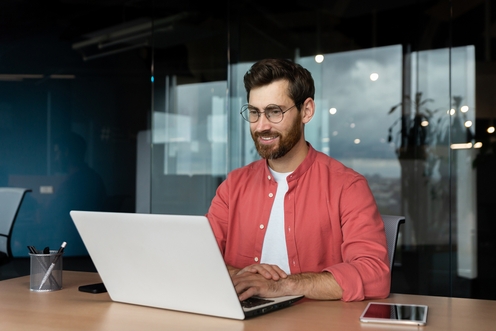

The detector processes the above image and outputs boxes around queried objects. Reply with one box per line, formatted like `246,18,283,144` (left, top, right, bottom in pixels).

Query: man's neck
267,139,308,173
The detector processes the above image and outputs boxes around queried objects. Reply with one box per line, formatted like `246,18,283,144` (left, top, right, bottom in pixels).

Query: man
43,132,107,255
206,58,389,302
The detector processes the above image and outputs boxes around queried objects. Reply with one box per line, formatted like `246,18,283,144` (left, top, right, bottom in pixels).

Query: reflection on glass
151,80,227,215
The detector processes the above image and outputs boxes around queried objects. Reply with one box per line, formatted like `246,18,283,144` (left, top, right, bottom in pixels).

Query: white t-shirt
260,168,291,274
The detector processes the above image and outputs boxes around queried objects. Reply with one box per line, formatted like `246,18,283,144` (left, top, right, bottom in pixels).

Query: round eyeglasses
240,104,297,123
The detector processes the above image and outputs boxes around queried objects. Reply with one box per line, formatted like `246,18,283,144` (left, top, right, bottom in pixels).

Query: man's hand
227,264,343,301
227,263,288,300
236,263,288,280
232,269,286,301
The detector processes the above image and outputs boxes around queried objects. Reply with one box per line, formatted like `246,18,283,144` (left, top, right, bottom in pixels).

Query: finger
233,275,263,299
238,286,258,302
236,265,269,277
234,274,281,301
253,264,288,280
241,265,274,279
239,264,288,280
265,264,288,279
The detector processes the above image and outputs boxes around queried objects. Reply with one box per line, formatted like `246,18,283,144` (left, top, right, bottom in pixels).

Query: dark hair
243,58,315,108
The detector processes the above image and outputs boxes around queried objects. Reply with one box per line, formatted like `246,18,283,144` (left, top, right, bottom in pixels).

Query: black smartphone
78,282,107,294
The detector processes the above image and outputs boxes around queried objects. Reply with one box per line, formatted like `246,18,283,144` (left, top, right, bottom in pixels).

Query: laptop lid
70,211,303,320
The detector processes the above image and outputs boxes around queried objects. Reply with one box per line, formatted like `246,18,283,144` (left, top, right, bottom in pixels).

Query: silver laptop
70,211,303,320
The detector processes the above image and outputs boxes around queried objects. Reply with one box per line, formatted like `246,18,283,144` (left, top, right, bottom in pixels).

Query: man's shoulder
307,150,368,190
313,150,360,176
226,159,266,181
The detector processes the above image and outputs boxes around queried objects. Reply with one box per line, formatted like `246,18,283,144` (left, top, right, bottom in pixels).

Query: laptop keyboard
241,297,275,308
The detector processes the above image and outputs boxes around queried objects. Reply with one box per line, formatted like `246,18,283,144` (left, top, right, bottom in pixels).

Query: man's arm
229,264,343,301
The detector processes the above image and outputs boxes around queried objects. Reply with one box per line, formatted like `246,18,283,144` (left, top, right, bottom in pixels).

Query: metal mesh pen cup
29,251,63,292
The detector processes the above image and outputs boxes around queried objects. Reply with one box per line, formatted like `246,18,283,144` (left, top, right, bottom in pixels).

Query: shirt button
268,193,273,198
260,224,265,229
268,175,271,180
254,257,259,262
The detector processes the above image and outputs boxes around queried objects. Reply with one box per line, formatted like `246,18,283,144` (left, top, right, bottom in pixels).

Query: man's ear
301,98,315,124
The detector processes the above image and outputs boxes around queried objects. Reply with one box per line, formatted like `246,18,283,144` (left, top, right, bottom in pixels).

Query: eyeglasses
240,104,297,123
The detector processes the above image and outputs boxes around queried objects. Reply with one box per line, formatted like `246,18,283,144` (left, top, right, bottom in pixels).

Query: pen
27,246,38,254
38,241,67,290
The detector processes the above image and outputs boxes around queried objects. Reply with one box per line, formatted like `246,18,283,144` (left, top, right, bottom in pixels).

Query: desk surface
1,271,495,331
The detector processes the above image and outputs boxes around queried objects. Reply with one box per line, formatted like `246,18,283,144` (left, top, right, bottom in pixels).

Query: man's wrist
283,272,342,300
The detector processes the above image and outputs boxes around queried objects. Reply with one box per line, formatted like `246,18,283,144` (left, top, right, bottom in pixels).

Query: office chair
0,187,32,266
381,215,405,272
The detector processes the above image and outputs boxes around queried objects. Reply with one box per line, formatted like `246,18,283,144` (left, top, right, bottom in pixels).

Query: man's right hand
227,263,288,280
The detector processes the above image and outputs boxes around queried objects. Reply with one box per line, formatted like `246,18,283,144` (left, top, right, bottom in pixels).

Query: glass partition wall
1,1,494,300
149,1,489,299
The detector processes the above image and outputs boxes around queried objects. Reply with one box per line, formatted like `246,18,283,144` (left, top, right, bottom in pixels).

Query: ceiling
0,1,494,74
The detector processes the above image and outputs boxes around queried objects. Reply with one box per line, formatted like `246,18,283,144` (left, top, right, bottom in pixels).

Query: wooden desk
1,271,495,330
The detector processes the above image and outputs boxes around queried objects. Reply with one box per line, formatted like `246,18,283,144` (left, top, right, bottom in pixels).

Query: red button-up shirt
206,144,390,301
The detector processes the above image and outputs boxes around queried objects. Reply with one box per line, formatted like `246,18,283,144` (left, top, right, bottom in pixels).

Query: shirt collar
263,142,317,182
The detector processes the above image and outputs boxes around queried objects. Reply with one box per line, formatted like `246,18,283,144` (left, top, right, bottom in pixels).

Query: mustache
253,130,280,138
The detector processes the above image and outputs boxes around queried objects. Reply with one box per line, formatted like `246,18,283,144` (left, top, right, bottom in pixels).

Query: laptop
70,211,304,320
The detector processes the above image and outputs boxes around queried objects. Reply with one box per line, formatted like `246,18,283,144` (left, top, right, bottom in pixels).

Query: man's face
249,80,303,160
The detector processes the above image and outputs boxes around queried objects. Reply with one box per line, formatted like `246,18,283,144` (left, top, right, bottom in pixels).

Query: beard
251,115,302,159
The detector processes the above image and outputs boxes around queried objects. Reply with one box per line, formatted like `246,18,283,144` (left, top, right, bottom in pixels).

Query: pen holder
29,251,63,292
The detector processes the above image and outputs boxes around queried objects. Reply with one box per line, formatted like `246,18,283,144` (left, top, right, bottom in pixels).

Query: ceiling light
315,54,324,63
451,143,472,149
370,73,379,81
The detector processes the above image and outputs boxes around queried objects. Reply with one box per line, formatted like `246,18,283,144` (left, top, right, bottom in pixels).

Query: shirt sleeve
324,176,391,302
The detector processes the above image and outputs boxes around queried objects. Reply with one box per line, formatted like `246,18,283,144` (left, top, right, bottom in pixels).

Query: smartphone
78,282,107,294
360,302,428,326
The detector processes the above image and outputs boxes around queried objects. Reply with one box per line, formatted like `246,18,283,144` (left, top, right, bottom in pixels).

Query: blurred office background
1,0,495,299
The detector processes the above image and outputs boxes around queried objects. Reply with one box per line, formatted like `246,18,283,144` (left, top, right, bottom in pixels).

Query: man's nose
254,112,272,131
